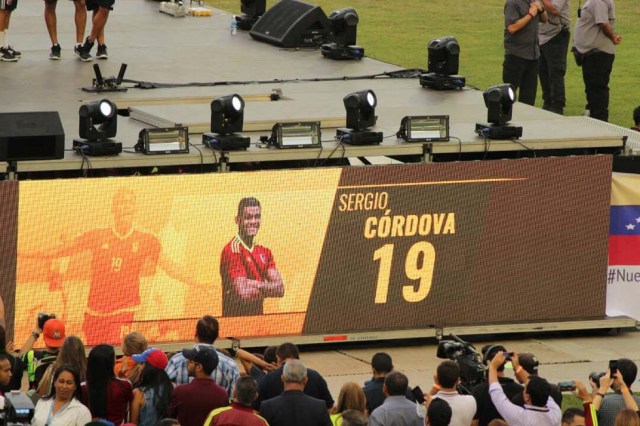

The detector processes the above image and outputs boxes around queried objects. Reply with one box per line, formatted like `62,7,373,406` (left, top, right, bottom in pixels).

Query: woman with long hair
115,331,148,386
615,409,640,426
81,344,133,425
330,381,368,425
130,348,173,426
31,364,92,426
37,335,87,397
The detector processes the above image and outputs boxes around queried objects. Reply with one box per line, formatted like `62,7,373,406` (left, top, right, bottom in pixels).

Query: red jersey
220,235,275,317
75,227,161,313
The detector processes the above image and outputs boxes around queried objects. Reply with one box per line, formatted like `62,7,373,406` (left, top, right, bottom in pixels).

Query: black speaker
250,0,331,48
0,111,65,161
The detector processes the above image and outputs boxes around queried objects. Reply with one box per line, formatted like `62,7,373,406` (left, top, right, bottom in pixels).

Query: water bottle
230,16,238,35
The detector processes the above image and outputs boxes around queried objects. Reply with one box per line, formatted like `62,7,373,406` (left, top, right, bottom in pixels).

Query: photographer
593,362,640,426
18,315,65,391
487,351,561,426
471,345,523,426
510,353,562,407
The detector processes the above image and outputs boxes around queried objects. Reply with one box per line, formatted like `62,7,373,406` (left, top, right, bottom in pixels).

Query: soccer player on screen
20,188,207,345
220,197,284,317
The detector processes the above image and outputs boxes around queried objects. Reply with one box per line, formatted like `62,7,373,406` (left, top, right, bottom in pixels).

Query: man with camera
510,353,562,407
429,360,476,426
18,314,65,391
472,345,524,426
596,358,640,426
488,351,561,426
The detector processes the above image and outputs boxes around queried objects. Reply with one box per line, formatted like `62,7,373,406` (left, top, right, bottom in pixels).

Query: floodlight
237,0,266,30
336,89,383,145
271,122,321,149
202,94,250,150
397,115,450,142
73,98,122,155
475,83,523,139
420,36,465,90
321,7,364,60
136,126,190,154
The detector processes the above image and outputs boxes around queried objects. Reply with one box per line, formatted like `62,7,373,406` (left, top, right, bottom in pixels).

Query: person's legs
544,29,570,114
582,52,615,122
538,45,552,111
503,54,526,94
518,59,538,106
0,8,18,61
73,0,86,45
44,0,58,46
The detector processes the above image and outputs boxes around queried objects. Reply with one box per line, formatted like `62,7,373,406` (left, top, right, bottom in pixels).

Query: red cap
132,348,168,370
43,319,66,348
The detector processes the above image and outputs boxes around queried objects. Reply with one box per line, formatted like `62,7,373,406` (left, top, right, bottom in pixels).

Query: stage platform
1,0,635,177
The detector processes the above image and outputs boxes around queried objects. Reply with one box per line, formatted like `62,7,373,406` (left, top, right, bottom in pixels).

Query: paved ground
290,328,640,398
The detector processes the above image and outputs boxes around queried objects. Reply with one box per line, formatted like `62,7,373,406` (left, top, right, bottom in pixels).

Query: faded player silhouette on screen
220,197,284,317
19,188,208,345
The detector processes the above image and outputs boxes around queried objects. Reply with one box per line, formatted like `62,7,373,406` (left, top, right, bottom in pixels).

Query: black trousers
503,55,539,106
539,29,570,114
582,52,615,122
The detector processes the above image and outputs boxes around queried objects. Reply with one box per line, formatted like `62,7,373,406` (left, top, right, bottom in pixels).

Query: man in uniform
220,197,284,317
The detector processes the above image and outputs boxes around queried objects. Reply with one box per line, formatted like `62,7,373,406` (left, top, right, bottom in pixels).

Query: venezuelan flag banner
607,172,640,319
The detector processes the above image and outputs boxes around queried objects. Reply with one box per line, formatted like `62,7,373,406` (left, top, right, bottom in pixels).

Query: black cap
182,346,219,372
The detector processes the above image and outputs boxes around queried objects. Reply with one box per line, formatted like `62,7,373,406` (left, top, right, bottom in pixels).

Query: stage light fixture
336,89,383,145
202,94,250,150
420,36,466,90
73,98,122,155
237,0,266,30
397,115,450,142
271,121,321,149
136,126,190,154
475,83,523,139
321,8,364,60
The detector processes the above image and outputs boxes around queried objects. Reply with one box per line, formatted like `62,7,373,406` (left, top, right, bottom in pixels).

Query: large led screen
0,156,612,346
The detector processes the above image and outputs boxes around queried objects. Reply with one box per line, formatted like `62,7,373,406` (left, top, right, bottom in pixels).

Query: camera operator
429,360,476,426
593,361,640,426
488,351,561,426
18,315,65,392
471,345,524,426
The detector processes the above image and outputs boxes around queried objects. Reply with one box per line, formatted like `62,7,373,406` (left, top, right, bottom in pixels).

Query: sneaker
0,47,18,62
75,45,92,62
7,45,21,58
96,44,108,59
82,37,95,53
49,44,61,60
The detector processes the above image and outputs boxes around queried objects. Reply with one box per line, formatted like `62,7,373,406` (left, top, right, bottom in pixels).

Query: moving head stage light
336,89,383,145
420,36,466,90
236,0,266,30
321,8,364,60
73,98,123,156
202,94,250,150
475,83,523,139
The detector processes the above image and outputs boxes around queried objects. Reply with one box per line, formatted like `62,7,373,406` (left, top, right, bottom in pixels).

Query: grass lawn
209,0,639,128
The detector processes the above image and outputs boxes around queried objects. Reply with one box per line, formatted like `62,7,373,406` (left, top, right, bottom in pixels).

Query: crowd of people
1,311,640,426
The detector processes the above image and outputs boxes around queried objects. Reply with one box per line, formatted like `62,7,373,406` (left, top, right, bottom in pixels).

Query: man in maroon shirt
203,376,268,426
168,346,229,426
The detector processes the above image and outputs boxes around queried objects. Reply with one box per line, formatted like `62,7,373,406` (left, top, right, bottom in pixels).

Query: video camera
37,313,56,330
0,391,35,426
436,334,485,394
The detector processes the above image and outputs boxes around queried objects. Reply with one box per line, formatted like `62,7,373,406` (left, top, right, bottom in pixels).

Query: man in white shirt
488,351,561,426
430,360,477,426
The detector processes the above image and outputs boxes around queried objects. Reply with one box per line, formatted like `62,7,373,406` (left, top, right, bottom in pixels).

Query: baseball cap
132,348,168,370
182,346,219,372
482,344,507,365
518,353,539,375
43,319,66,348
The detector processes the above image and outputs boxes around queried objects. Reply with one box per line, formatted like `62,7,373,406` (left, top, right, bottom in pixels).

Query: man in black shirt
471,344,524,426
